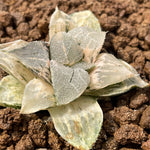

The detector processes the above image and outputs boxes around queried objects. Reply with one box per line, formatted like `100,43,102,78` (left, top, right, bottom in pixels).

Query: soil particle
7,145,15,150
0,11,13,27
129,89,150,109
103,111,119,135
141,138,150,150
114,124,147,145
28,119,47,147
15,134,34,150
120,148,140,150
113,106,141,125
0,131,12,150
139,106,150,129
100,14,120,31
0,108,21,130
102,137,118,150
17,22,29,36
0,68,7,80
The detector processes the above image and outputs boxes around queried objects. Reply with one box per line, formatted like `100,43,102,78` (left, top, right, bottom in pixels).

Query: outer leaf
0,39,28,52
88,53,134,90
85,55,149,97
0,52,35,85
20,78,56,114
49,7,75,41
9,41,51,83
68,27,106,63
50,32,83,66
50,60,90,105
0,75,24,108
48,96,103,150
70,10,101,31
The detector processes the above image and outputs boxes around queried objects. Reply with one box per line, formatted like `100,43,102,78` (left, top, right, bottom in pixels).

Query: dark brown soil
0,0,150,149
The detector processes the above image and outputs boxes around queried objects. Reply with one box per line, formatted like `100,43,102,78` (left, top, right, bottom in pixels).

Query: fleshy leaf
88,53,135,90
0,39,28,52
49,7,75,41
70,10,101,31
9,41,51,83
48,96,103,150
68,27,106,63
0,75,24,108
71,61,95,71
50,60,90,105
50,32,83,66
85,54,149,97
20,78,56,114
0,52,35,85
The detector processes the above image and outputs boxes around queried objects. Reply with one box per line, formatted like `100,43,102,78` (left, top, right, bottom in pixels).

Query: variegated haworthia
0,7,149,150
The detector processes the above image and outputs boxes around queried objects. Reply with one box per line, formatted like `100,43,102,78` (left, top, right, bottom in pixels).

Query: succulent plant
0,8,149,150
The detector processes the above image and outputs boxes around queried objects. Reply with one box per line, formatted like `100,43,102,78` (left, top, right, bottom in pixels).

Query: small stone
15,134,34,150
140,106,150,129
114,124,147,145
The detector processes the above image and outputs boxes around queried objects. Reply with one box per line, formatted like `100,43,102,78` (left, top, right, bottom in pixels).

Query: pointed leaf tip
49,7,75,41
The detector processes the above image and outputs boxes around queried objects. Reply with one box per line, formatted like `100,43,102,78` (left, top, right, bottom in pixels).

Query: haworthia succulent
20,78,56,114
0,75,24,108
50,32,83,66
68,27,106,63
70,10,101,31
0,52,35,85
9,41,51,83
49,7,75,41
50,60,90,105
0,39,28,52
48,96,103,150
88,53,135,90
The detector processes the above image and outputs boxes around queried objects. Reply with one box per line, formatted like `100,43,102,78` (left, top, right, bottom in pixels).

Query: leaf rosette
0,8,148,150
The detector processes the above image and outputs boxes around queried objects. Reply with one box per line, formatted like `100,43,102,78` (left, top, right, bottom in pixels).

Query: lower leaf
48,96,103,150
0,75,24,108
20,78,56,114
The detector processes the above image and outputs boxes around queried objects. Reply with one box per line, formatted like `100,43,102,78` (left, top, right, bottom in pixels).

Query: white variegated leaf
48,96,103,150
85,54,149,96
50,32,83,66
9,41,51,83
0,52,35,85
70,10,101,31
20,78,56,114
0,75,24,108
49,7,75,41
0,39,28,52
50,60,90,105
89,53,135,90
68,27,106,63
